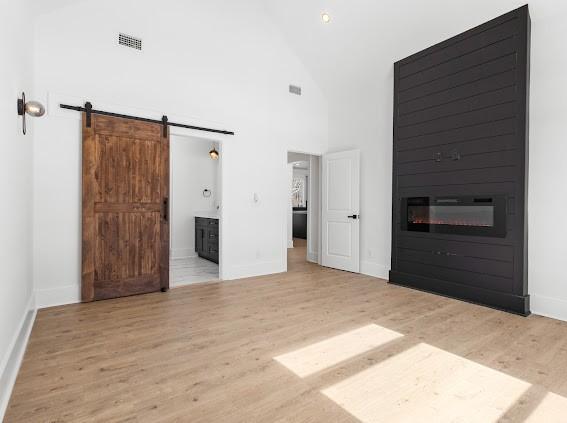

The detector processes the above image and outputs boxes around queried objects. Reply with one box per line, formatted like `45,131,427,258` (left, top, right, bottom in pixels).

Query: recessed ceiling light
321,12,331,24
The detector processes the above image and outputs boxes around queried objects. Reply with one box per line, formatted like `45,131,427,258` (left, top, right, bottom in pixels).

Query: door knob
347,214,359,220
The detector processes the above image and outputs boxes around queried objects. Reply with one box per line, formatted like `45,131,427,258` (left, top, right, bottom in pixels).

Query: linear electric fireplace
402,196,506,238
390,6,530,316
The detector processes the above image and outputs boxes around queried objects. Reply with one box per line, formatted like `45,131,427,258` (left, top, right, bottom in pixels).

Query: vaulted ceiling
32,0,566,101
30,0,78,16
263,0,551,99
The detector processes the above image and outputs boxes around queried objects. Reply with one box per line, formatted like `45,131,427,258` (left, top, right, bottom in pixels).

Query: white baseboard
171,248,197,260
224,260,284,281
360,260,389,280
287,239,294,249
0,294,37,421
531,294,567,322
36,284,80,309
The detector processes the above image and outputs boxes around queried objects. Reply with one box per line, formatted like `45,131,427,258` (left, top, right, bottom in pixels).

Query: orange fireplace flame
411,219,491,227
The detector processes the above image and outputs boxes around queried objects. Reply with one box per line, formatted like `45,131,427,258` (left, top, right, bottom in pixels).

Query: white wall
268,0,567,321
171,137,219,259
0,0,37,416
288,152,310,163
32,0,328,307
328,90,393,280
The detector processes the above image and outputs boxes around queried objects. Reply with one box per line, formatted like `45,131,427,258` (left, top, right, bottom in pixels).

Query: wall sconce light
17,92,45,135
209,145,219,160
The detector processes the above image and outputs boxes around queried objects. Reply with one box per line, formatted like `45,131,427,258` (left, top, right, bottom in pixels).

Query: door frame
169,133,224,283
51,93,234,299
284,149,323,271
80,114,230,301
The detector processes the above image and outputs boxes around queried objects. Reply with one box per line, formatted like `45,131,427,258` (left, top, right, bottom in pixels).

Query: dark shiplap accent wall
390,5,530,315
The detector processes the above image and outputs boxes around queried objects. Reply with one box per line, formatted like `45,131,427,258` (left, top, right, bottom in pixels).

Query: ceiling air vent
289,85,302,96
119,33,142,51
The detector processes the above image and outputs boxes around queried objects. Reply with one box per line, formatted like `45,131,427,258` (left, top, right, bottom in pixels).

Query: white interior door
321,150,360,272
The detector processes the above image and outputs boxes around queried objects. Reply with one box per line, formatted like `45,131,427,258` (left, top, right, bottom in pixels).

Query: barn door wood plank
82,114,169,302
82,113,96,302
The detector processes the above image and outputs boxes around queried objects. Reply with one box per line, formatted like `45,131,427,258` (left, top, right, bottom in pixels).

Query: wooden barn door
82,114,169,302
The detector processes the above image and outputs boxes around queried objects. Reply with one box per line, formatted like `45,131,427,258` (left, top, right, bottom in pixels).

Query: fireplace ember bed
402,196,506,238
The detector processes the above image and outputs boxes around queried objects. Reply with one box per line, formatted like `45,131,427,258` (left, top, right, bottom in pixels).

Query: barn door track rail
60,102,235,136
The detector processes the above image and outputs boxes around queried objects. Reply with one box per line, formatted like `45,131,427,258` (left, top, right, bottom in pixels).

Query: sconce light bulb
209,147,219,160
25,101,45,117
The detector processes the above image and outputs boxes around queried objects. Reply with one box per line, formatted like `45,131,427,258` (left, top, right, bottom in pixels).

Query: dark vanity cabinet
292,208,307,239
195,217,219,264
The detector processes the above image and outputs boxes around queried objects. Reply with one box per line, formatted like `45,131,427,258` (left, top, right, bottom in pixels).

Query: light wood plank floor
5,245,567,422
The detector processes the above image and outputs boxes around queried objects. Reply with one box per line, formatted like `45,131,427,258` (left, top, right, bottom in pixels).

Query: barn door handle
163,198,169,222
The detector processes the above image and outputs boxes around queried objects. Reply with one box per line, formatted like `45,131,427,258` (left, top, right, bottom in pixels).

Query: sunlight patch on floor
274,324,403,377
525,392,567,422
322,343,530,423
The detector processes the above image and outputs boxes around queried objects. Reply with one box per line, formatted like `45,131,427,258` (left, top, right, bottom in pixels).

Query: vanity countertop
195,211,219,219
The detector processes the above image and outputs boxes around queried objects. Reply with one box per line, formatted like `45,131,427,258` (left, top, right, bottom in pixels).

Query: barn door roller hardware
161,115,168,137
60,102,235,136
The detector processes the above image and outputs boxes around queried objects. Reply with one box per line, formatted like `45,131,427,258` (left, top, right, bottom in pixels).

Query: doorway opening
170,135,222,286
287,151,321,270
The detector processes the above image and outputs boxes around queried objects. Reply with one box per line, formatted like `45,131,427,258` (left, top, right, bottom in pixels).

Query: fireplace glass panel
408,205,494,228
402,196,506,237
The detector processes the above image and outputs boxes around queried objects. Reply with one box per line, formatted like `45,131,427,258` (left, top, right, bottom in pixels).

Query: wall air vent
289,85,302,96
119,33,142,50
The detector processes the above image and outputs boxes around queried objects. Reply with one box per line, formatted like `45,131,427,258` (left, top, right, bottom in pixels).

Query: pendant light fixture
209,144,219,160
17,92,45,135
